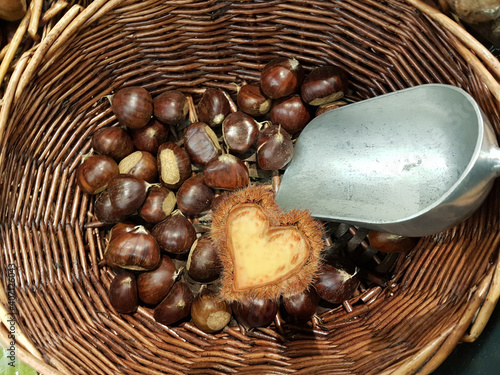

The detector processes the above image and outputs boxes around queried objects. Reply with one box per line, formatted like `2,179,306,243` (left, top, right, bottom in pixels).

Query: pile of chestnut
78,57,416,332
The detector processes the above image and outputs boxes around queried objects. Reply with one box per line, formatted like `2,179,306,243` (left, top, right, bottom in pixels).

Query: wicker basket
1,0,499,374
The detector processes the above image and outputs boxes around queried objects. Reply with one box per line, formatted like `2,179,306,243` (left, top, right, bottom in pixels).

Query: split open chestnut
118,151,158,183
111,86,153,129
91,127,134,160
76,155,119,195
260,57,304,99
157,142,192,190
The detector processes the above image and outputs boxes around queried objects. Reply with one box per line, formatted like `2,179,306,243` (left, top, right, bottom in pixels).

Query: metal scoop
275,84,500,237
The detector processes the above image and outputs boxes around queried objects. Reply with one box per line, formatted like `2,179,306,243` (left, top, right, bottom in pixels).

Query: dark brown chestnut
151,211,197,255
315,100,348,117
237,84,272,117
153,281,194,325
109,222,139,242
184,122,222,166
157,142,192,190
197,88,231,127
256,125,294,170
260,57,304,99
108,271,139,314
231,297,278,328
131,120,169,154
94,190,127,224
301,66,348,106
104,226,161,271
137,255,177,305
203,154,249,190
314,263,360,304
282,288,319,322
111,86,153,129
222,112,259,153
76,155,119,195
270,94,311,135
118,151,158,183
191,288,231,333
153,90,189,126
107,174,150,217
367,230,416,253
186,235,222,283
176,175,214,216
91,127,134,160
139,186,177,223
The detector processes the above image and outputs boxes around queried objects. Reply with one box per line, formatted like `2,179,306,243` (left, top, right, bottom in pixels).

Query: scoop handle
493,146,500,177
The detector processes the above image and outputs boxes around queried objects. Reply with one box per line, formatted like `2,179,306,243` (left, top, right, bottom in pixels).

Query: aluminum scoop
275,84,500,237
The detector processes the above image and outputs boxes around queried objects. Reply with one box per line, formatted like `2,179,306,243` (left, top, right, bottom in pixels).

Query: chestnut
108,271,139,314
186,235,222,283
91,127,134,160
107,174,150,217
191,288,231,333
314,262,360,304
237,84,272,117
151,211,197,255
203,154,249,190
260,57,304,99
222,112,259,153
76,155,119,195
176,175,214,217
153,281,194,325
301,66,348,106
256,125,294,170
104,226,161,271
367,230,416,253
282,288,319,322
131,120,169,154
118,151,158,183
139,186,177,223
109,222,139,242
111,86,153,129
231,297,278,328
94,190,126,224
197,88,231,127
157,142,192,190
184,122,222,166
270,95,311,135
137,255,177,305
153,90,188,126
315,100,348,117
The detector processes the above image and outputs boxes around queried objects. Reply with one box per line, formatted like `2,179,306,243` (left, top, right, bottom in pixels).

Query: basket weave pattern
0,0,499,374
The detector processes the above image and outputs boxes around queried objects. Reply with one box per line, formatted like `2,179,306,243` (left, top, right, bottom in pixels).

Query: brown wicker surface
0,0,499,374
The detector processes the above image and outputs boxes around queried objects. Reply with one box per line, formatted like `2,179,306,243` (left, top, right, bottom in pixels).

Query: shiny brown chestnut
257,125,294,170
260,57,304,99
107,174,150,217
118,150,158,183
231,297,278,328
222,112,259,153
94,190,127,224
109,222,139,242
197,88,231,127
153,90,189,126
270,94,311,135
139,186,177,223
137,255,178,305
111,86,153,129
108,271,139,314
367,230,416,253
151,211,197,255
186,235,222,283
104,226,161,271
314,263,360,304
176,175,214,217
282,288,320,322
191,288,231,333
76,155,119,195
157,142,192,190
184,122,222,166
237,84,272,117
91,127,134,160
131,120,169,154
153,281,194,325
301,66,348,106
203,154,249,190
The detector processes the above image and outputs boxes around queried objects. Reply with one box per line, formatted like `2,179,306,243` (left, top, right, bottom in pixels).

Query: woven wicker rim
0,1,499,374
